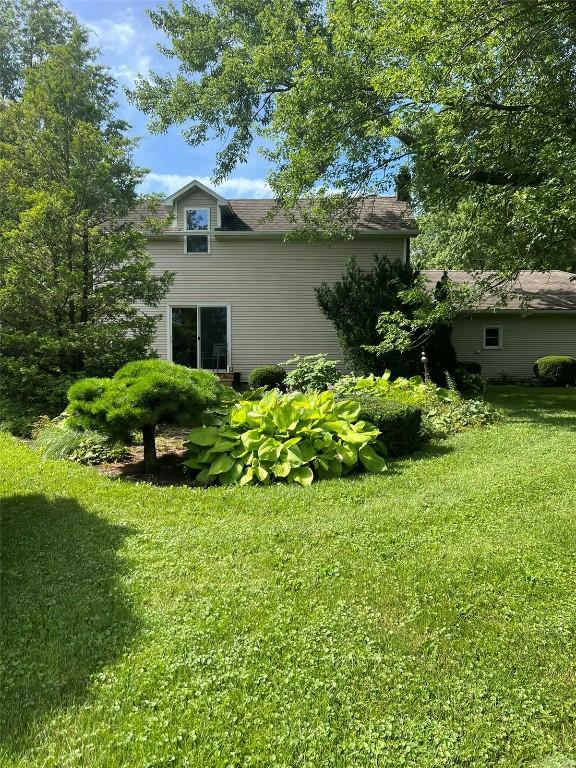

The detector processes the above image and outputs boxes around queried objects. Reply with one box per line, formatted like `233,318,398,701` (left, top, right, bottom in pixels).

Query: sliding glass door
171,305,229,370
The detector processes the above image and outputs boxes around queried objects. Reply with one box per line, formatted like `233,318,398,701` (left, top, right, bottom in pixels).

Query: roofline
459,309,576,315
162,179,229,206
146,229,418,238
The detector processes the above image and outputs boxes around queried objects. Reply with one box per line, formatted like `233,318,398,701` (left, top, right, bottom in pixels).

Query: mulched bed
97,428,198,486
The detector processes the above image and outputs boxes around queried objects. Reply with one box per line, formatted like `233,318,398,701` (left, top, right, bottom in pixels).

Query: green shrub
454,368,487,397
0,400,46,438
335,371,500,438
533,355,576,386
248,365,286,390
351,395,423,456
33,417,128,464
67,359,224,469
282,354,340,392
185,389,387,486
458,361,482,375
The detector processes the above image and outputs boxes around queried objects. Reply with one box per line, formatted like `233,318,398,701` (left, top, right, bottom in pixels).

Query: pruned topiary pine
66,360,224,470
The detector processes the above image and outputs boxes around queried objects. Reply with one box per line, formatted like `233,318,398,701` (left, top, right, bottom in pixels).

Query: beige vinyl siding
142,230,406,379
451,313,576,379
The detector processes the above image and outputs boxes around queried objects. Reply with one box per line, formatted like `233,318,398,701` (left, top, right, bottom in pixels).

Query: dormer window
185,207,209,253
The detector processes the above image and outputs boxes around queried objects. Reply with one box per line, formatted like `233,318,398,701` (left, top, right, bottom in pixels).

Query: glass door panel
171,307,198,367
199,306,228,370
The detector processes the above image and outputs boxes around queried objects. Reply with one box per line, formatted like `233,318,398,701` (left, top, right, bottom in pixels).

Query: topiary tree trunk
141,424,157,471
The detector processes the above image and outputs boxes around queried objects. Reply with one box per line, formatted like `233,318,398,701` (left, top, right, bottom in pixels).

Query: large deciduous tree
0,0,77,99
0,31,173,422
133,0,576,272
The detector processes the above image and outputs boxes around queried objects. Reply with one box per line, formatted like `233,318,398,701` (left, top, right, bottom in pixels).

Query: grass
1,386,576,768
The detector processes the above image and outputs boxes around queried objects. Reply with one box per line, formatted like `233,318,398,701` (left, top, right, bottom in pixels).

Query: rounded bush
533,355,576,386
248,364,286,390
352,394,423,457
457,361,482,375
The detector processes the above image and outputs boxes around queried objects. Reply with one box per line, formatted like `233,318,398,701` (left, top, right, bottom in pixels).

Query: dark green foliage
0,32,173,426
533,356,576,387
454,367,486,397
315,256,420,375
248,365,286,390
424,272,458,386
458,361,482,375
395,165,412,203
67,360,224,468
352,394,423,456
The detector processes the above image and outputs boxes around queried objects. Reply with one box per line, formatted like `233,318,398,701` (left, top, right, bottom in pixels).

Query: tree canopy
133,0,576,272
0,0,77,99
0,31,173,420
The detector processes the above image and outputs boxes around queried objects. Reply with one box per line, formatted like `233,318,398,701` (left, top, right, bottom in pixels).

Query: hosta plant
184,389,387,486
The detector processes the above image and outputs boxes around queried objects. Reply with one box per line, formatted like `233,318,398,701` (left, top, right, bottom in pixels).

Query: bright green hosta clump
184,389,387,486
334,371,458,407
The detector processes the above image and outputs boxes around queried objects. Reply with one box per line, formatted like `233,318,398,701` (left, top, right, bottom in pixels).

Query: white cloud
140,173,273,199
86,14,139,53
110,58,152,86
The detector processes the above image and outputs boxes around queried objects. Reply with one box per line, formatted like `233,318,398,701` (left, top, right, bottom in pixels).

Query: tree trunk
142,424,157,471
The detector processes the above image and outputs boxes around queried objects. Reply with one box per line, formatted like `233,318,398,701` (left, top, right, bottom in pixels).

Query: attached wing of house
423,270,576,380
135,179,416,382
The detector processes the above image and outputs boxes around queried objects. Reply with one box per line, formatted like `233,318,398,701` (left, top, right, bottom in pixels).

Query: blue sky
62,0,273,198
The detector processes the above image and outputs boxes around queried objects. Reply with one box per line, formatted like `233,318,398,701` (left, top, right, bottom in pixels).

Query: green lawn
1,387,576,768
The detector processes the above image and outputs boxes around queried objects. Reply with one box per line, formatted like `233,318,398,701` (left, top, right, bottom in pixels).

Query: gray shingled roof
423,270,576,311
220,197,414,232
123,197,415,233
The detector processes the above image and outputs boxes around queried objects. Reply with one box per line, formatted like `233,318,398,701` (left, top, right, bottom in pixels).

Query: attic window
185,208,209,253
483,326,502,349
186,208,209,231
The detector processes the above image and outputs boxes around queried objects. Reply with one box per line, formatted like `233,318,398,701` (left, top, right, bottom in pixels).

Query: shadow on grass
0,494,138,750
486,386,576,430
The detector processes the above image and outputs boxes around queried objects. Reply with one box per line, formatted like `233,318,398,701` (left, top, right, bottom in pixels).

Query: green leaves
185,389,387,486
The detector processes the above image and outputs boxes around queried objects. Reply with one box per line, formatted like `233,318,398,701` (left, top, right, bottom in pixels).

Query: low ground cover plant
33,416,128,465
66,360,223,469
534,355,576,386
185,389,387,486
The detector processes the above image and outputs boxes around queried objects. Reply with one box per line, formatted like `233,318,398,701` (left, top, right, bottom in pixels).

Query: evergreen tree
0,31,173,424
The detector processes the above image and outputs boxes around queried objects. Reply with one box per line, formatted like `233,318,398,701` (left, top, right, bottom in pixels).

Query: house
137,179,416,382
424,270,576,380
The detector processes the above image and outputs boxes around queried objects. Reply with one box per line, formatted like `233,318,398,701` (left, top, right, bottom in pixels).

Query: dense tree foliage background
0,22,173,429
134,0,576,273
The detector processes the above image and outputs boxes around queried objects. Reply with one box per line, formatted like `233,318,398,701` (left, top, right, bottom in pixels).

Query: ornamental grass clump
185,389,387,486
67,360,224,470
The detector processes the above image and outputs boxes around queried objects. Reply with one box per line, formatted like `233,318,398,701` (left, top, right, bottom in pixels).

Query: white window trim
483,325,503,349
167,303,232,371
184,207,210,254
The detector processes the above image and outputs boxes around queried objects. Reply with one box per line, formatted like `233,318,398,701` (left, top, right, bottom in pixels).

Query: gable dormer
163,179,229,254
163,179,229,231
